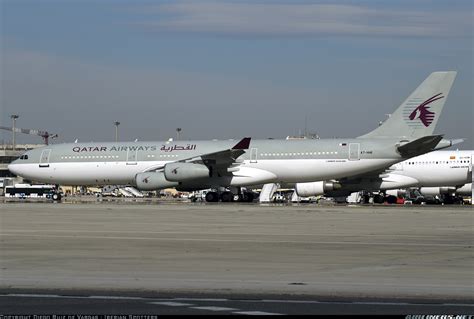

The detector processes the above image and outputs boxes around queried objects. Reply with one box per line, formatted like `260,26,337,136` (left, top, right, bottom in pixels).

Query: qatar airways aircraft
9,71,458,202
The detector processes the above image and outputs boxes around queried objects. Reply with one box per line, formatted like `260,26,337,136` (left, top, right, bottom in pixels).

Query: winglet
232,137,251,150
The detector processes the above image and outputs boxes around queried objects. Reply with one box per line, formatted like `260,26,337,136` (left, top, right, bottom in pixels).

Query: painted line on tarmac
4,294,65,298
350,301,474,307
3,229,451,239
190,306,238,311
0,233,466,247
149,301,194,307
250,299,474,307
4,293,144,300
174,297,229,302
88,295,146,300
1,293,473,307
233,311,283,315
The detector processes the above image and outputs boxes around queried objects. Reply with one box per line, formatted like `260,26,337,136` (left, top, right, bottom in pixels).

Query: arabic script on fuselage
72,144,197,153
160,144,197,152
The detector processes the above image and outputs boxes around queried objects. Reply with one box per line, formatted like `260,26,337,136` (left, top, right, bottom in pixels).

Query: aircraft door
39,149,51,167
126,149,138,165
250,148,258,163
348,143,360,161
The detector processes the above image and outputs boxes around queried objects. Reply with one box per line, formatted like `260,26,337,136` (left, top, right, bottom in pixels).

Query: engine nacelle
419,186,456,196
455,183,472,196
295,181,340,197
164,162,210,182
135,172,179,191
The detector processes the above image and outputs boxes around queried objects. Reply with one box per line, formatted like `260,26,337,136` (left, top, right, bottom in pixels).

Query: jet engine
135,172,179,190
419,186,456,196
295,181,340,197
164,162,210,182
455,183,472,196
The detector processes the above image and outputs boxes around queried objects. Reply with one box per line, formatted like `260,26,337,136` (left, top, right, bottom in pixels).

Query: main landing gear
204,189,255,203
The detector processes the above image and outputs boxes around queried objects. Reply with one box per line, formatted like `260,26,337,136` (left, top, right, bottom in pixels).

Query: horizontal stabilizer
450,138,465,146
397,135,443,157
432,138,465,151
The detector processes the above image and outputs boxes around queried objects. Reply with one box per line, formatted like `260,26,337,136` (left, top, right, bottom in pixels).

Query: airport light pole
11,114,19,150
114,121,120,142
176,128,182,141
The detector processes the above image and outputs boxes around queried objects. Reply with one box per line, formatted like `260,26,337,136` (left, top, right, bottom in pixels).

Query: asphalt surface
0,200,473,314
1,290,473,315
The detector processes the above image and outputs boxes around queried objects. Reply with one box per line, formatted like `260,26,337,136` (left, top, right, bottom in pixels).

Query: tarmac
0,200,473,303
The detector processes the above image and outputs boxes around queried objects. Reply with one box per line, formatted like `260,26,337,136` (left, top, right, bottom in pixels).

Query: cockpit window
19,155,29,160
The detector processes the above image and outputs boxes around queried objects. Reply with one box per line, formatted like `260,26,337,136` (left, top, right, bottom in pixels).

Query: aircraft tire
243,192,254,203
205,191,219,202
374,194,384,204
220,191,233,202
386,195,397,204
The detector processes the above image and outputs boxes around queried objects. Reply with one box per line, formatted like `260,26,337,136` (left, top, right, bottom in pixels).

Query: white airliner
9,71,459,202
294,149,472,199
388,150,472,198
387,149,471,186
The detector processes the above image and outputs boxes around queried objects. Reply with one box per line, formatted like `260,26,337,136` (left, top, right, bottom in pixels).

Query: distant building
285,133,320,140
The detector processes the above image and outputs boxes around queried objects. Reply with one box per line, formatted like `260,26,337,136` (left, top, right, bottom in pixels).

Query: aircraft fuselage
10,138,404,188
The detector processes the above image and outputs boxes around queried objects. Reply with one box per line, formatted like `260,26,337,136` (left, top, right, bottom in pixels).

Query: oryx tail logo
408,93,444,127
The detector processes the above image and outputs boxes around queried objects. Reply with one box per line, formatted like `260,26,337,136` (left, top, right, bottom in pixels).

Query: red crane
0,126,58,145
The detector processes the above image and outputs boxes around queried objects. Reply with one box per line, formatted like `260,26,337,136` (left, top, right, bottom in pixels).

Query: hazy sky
1,0,473,148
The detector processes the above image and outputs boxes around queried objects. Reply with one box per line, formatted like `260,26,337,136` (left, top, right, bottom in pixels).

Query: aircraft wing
197,137,251,166
181,137,251,177
143,137,251,173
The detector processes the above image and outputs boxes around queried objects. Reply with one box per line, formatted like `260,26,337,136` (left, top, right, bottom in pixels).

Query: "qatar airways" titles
71,144,197,153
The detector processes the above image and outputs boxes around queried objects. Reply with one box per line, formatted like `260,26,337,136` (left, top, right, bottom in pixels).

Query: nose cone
8,162,21,176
